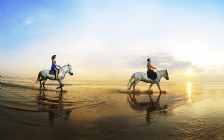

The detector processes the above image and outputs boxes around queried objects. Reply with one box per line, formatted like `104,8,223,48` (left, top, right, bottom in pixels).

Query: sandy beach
1,0,224,139
1,77,224,140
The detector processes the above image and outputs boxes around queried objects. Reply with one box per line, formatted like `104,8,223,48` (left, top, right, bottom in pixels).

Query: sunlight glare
186,69,193,76
187,82,192,103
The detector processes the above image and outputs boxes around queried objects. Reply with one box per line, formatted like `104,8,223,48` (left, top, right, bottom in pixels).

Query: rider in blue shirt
51,55,61,79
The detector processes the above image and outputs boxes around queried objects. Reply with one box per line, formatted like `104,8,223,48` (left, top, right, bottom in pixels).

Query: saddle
147,69,157,80
49,69,56,75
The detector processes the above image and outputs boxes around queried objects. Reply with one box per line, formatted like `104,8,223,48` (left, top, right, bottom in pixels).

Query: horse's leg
39,80,42,89
133,80,140,91
57,79,64,91
156,82,162,93
148,83,153,90
39,78,44,89
128,81,134,90
42,79,47,90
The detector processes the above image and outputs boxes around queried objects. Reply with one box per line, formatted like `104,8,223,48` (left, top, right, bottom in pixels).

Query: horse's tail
127,73,135,88
35,72,41,84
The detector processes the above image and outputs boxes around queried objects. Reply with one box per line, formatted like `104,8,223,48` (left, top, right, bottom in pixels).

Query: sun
186,69,193,76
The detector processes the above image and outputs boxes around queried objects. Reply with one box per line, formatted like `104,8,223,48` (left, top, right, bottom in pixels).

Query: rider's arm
150,64,157,70
56,64,61,68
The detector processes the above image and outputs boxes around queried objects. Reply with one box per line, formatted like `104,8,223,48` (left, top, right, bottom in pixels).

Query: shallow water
1,77,224,140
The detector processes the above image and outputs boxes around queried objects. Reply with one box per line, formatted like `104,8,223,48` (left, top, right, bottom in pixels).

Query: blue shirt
51,60,57,69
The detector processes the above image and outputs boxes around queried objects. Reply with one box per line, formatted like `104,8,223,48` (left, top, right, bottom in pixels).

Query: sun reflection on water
187,82,192,103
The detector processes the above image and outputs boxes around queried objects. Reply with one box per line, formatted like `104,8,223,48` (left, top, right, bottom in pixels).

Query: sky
0,0,224,82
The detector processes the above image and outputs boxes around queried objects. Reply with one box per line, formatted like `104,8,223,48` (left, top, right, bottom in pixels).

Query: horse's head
67,64,73,76
164,69,169,80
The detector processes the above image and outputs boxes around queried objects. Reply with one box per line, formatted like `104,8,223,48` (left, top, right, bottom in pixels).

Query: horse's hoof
147,90,153,93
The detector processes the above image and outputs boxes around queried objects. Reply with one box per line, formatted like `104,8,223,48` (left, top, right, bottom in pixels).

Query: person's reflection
37,90,72,122
127,93,168,123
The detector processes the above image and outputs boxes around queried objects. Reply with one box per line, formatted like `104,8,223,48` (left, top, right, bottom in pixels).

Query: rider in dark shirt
147,58,157,70
147,58,157,80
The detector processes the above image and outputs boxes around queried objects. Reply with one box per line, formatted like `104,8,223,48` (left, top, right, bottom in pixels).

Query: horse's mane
61,64,71,68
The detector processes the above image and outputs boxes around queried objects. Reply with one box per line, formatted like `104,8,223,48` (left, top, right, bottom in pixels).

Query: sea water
1,76,224,140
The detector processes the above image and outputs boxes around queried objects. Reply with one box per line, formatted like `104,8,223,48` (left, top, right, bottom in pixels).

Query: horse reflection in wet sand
127,93,168,123
127,70,169,93
37,90,72,122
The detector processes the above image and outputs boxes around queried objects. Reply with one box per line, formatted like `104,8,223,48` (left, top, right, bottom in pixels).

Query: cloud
24,17,33,25
123,53,201,73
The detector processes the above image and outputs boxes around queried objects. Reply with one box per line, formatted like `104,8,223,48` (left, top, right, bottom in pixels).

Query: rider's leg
56,70,59,79
56,68,60,79
54,68,59,79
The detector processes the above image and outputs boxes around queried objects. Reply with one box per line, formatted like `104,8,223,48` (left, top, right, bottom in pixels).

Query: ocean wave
2,82,38,90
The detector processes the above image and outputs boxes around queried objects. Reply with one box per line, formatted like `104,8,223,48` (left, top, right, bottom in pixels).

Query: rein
158,71,163,77
157,70,169,79
59,66,67,75
158,70,167,78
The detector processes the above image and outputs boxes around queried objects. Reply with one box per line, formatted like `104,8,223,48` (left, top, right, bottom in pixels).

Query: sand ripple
167,119,224,139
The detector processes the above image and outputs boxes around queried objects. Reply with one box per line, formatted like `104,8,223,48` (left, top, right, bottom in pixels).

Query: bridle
59,65,70,75
158,70,168,79
158,71,163,76
59,67,66,75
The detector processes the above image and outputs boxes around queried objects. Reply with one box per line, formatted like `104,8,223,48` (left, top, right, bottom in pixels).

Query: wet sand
1,77,224,140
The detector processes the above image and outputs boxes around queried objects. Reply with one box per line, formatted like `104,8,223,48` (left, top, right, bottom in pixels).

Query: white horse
127,70,169,93
36,64,73,91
